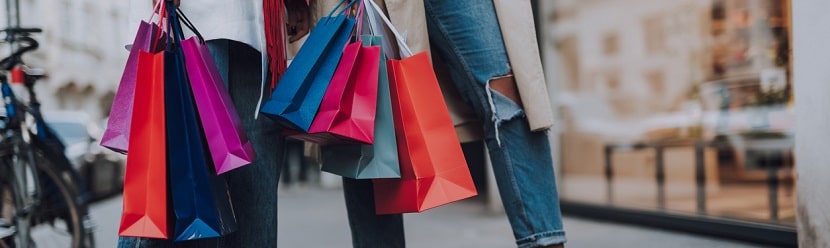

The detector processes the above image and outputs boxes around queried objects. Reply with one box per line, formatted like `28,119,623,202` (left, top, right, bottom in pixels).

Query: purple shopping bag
181,36,255,174
101,20,164,153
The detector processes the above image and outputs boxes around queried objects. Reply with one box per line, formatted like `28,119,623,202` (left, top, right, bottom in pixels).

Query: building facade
3,0,128,121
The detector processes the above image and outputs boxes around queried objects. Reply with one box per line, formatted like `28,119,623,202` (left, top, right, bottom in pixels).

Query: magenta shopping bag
181,35,255,175
101,20,165,153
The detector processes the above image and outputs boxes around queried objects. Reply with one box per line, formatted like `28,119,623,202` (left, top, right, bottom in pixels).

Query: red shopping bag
292,39,380,145
118,50,168,239
372,52,477,214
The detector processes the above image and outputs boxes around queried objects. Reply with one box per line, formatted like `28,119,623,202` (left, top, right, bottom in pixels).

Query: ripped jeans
342,0,566,248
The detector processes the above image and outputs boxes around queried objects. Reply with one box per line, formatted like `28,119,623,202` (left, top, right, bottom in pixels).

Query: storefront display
544,0,795,236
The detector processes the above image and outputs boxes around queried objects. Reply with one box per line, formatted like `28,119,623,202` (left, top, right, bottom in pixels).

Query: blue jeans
117,40,284,247
342,1,566,247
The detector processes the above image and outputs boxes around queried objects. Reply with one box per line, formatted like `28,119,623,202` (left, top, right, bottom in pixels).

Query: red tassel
264,0,287,91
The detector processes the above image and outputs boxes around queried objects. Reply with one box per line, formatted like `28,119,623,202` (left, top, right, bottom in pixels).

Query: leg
214,39,284,247
282,140,301,188
116,39,283,248
342,178,405,248
423,1,566,247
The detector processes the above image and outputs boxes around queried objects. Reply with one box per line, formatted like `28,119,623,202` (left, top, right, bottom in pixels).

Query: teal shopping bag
260,0,356,131
321,35,400,179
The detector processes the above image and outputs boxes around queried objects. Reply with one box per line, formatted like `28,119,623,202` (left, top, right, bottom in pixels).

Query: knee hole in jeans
485,73,527,146
488,73,523,108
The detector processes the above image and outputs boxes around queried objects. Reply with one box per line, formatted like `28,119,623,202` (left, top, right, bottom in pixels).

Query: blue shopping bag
322,35,400,179
165,6,237,241
260,0,356,131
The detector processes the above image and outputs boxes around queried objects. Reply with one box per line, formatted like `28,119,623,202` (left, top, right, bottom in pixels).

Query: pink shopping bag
101,20,165,153
289,9,381,145
181,36,255,175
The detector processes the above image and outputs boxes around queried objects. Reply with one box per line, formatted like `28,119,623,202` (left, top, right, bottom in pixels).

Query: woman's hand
286,0,310,43
152,0,180,7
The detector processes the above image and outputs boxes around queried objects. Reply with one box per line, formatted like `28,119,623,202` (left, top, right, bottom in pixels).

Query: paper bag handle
363,0,412,58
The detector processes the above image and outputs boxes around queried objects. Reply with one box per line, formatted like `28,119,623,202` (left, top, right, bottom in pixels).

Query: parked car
43,111,125,201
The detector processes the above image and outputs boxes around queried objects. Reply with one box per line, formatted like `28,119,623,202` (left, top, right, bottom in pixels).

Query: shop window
546,0,795,229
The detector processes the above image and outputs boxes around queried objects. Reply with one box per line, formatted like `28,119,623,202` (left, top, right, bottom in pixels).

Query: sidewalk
91,186,771,247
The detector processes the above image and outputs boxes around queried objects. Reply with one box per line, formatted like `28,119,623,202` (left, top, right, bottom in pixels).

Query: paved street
91,186,771,247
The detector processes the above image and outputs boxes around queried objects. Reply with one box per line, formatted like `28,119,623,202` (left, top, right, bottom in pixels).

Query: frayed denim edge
516,230,567,248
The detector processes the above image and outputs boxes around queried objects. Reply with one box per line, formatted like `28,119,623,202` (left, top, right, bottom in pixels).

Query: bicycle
0,27,95,248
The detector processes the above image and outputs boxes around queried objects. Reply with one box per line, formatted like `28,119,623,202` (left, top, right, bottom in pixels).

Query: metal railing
603,135,794,221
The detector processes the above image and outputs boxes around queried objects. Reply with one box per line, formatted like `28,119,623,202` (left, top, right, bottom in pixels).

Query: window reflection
549,0,794,226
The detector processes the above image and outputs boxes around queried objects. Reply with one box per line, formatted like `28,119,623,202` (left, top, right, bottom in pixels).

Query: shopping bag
118,50,169,239
181,16,254,175
166,8,237,241
260,0,356,132
321,35,399,179
118,2,170,238
293,38,380,145
101,4,167,153
372,52,477,214
364,0,476,214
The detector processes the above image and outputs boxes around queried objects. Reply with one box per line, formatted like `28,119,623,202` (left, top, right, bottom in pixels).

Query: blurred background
0,0,797,247
544,0,794,227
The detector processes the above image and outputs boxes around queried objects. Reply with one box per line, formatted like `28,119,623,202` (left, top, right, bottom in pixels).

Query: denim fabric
423,2,566,246
342,178,405,248
342,1,566,247
117,39,284,248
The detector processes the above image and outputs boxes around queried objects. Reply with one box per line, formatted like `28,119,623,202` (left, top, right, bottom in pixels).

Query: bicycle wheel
1,166,16,248
1,139,94,248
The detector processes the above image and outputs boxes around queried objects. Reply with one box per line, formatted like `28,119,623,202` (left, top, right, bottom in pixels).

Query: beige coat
312,0,554,140
492,0,554,132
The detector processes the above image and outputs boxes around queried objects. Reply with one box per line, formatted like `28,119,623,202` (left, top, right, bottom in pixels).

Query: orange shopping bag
365,0,476,215
118,2,169,238
373,52,477,214
118,50,168,239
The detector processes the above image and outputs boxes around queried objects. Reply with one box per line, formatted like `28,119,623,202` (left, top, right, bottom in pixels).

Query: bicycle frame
0,30,51,247
1,3,94,246
0,72,41,248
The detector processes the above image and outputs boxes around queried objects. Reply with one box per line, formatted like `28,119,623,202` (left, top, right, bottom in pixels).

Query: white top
127,0,264,52
127,0,271,118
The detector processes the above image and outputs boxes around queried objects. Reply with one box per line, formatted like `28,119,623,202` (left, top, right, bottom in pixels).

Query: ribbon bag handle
166,1,185,52
147,0,165,23
351,0,366,41
363,0,394,58
176,9,206,44
363,0,412,58
172,7,186,44
149,1,168,52
326,0,357,19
